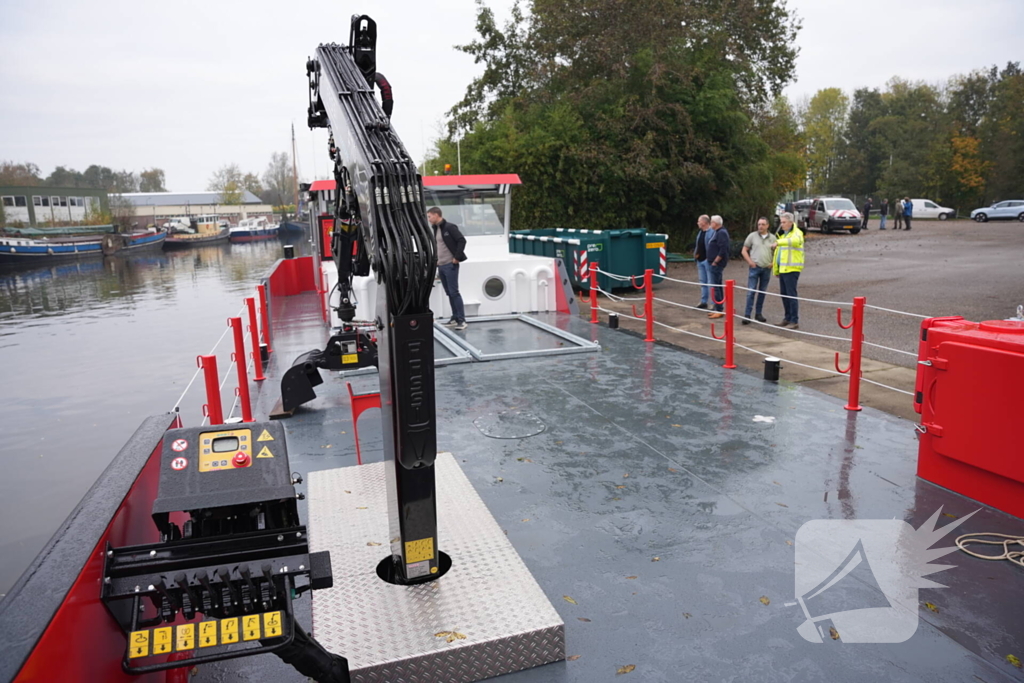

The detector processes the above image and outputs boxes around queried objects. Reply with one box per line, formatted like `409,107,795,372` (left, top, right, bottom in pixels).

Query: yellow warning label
263,611,283,638
256,429,275,442
129,630,150,658
199,621,218,648
341,353,359,364
243,614,262,641
405,537,435,564
175,623,195,651
153,627,172,654
647,242,665,249
221,617,239,644
256,445,274,459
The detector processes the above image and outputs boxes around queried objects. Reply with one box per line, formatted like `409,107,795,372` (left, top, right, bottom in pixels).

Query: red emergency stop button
233,451,251,468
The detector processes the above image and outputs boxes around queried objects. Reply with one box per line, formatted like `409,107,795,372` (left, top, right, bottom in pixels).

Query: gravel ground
658,218,1024,368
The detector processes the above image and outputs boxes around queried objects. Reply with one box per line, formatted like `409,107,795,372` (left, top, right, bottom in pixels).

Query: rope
860,377,915,396
733,343,846,377
652,319,721,343
592,268,632,282
652,296,710,314
864,304,930,319
862,341,919,357
658,274,706,287
732,313,850,342
169,305,246,411
956,533,1024,569
226,352,257,421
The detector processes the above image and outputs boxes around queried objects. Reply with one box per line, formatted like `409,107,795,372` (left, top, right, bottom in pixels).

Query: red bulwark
267,256,318,298
915,318,1024,519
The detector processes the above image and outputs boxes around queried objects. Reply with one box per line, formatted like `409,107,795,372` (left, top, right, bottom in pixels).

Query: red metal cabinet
915,318,1024,519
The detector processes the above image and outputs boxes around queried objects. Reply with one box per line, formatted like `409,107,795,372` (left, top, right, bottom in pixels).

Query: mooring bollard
609,312,619,329
764,357,781,381
589,262,599,324
229,317,254,422
283,244,295,259
835,296,866,411
257,284,273,354
245,297,265,382
198,354,224,425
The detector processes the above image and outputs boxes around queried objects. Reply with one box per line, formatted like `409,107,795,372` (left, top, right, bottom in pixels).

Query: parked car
970,200,1024,222
795,197,862,234
911,199,956,220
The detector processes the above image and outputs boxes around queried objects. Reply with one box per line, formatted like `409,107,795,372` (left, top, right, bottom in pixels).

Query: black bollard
609,312,619,329
260,343,270,363
763,357,781,382
283,244,295,259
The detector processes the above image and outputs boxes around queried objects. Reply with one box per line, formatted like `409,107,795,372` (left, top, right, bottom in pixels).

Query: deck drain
473,410,546,439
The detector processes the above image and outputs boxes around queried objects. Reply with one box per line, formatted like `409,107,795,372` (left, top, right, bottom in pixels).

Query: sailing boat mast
291,123,300,208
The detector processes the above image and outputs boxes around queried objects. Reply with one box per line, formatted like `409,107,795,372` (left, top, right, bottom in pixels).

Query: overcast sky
1,0,1021,192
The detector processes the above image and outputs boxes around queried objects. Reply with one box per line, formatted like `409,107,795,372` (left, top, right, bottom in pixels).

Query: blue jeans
879,214,887,230
696,259,711,305
779,271,800,323
438,262,465,323
744,266,771,318
709,263,725,311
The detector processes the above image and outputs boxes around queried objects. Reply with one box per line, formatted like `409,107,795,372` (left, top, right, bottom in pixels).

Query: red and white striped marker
659,246,667,276
578,249,588,282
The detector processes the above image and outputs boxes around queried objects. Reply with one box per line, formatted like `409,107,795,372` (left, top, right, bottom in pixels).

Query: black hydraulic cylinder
273,621,351,683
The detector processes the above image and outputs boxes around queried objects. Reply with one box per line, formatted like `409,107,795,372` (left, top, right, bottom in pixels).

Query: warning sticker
221,617,239,644
256,445,274,459
263,611,283,638
405,560,430,578
129,630,150,659
646,242,665,249
175,623,194,651
171,439,189,452
341,353,359,364
199,621,218,647
171,457,188,471
405,537,435,564
153,627,172,654
243,614,262,641
256,429,275,442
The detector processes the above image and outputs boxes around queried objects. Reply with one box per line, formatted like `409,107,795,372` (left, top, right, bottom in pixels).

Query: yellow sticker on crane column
405,537,435,564
128,630,150,658
199,621,218,647
175,623,195,651
342,353,359,364
152,627,172,654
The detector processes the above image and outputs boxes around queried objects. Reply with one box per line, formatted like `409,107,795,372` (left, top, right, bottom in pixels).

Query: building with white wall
120,191,273,226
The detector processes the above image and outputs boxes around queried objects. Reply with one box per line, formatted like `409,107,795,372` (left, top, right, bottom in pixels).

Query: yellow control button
263,611,283,638
128,630,150,658
242,614,262,641
175,623,195,651
221,617,239,644
199,621,218,648
153,627,172,654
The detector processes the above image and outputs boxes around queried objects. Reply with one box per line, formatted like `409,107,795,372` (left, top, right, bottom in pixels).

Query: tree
107,194,137,232
802,88,848,194
139,168,167,192
0,161,43,186
262,152,293,206
208,164,245,205
242,172,263,197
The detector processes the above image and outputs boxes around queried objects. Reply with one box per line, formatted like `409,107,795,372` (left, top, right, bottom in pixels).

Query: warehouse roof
119,191,263,206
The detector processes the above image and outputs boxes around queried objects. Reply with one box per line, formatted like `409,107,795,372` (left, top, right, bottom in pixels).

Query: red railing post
723,279,736,369
836,296,866,411
245,297,265,382
644,269,654,342
229,317,254,422
589,262,599,324
320,270,329,324
257,284,273,354
198,355,224,425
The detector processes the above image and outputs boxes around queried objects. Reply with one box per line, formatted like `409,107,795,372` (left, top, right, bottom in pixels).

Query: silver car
970,200,1024,222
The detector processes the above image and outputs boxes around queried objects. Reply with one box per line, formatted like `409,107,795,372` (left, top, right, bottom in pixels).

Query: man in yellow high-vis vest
773,212,804,329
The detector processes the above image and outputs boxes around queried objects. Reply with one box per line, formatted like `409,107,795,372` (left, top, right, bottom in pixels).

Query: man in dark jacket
706,215,730,318
694,214,711,309
862,197,872,231
427,206,469,329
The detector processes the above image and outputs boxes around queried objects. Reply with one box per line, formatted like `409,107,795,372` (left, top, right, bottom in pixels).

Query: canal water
0,236,312,596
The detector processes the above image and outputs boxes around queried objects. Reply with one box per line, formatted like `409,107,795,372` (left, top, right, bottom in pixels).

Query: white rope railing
170,304,246,412
863,304,930,319
733,343,847,377
861,377,915,396
652,318,722,343
862,341,919,357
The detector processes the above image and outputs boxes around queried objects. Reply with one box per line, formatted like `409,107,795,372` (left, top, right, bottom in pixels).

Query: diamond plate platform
308,453,566,683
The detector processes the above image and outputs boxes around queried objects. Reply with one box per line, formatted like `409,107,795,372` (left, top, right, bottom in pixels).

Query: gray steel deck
201,289,1024,682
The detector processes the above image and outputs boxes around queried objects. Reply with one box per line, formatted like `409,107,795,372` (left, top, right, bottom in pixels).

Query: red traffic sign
171,457,188,471
171,439,189,452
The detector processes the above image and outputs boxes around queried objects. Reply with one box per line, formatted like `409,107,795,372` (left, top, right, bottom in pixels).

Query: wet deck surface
202,290,1024,682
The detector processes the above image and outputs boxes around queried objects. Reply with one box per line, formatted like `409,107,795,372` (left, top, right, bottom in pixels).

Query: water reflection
0,235,310,596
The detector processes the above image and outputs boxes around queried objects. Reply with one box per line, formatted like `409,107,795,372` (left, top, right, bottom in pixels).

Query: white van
910,199,956,220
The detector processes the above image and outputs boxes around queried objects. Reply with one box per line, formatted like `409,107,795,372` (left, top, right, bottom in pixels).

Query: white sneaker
454,321,468,331
443,319,458,327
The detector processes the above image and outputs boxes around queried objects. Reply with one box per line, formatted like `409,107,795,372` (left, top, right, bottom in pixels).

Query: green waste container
509,228,664,291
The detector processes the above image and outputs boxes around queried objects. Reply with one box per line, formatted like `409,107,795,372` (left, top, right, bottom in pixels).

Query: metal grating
308,453,566,682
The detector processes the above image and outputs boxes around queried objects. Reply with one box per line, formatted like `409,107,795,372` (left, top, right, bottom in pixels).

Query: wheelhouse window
421,188,507,237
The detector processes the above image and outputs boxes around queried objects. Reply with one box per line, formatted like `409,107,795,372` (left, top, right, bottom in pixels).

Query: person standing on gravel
893,197,904,229
706,215,730,319
862,197,872,231
694,215,711,309
741,217,777,325
773,212,804,329
879,198,888,230
902,197,913,231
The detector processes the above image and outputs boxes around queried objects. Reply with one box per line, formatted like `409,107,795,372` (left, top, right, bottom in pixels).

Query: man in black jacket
427,207,469,329
706,215,730,319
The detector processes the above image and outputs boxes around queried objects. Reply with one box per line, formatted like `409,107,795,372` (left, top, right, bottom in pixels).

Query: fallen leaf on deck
495,477,503,482
785,540,793,546
522,518,530,522
612,497,621,501
924,602,939,613
623,473,630,478
829,627,840,640
577,617,591,622
776,502,789,508
434,631,467,643
759,596,770,606
563,595,577,605
672,424,681,428
668,467,678,473
942,513,958,519
391,537,400,543
626,576,637,580
356,506,367,510
366,541,381,546
616,664,636,675
772,481,782,486
517,457,533,462
344,490,351,494
567,655,581,661
683,613,692,619
1006,654,1021,668
651,557,660,562
616,485,626,489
